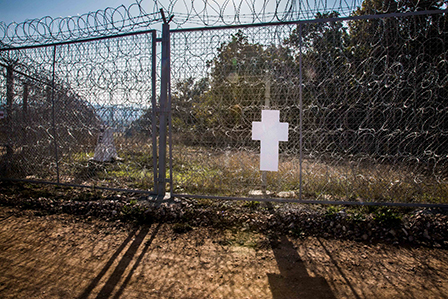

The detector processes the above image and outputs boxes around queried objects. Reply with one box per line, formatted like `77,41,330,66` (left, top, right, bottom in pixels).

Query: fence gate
0,26,174,197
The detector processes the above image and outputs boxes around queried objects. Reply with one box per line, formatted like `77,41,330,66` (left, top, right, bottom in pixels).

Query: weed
196,198,214,206
349,212,366,222
18,136,447,205
243,201,260,209
373,208,402,226
325,206,342,218
120,204,149,224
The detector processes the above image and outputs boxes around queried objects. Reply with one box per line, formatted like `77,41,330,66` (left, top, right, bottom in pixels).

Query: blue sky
0,0,143,24
0,0,362,26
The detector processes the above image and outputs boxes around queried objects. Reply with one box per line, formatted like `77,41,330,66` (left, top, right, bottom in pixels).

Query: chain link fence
1,0,447,205
0,32,157,192
170,9,448,204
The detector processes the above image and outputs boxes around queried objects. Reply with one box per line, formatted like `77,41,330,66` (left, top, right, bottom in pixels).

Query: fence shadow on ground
77,224,161,299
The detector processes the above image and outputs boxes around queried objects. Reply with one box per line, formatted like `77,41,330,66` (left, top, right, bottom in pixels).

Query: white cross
252,110,288,171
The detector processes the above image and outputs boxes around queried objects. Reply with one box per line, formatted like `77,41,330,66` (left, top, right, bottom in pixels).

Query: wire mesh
170,11,448,204
1,0,447,205
0,32,157,191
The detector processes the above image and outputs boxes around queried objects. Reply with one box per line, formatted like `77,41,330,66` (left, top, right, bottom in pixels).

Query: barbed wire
2,0,445,49
0,1,161,48
0,31,155,186
1,0,447,203
0,0,368,48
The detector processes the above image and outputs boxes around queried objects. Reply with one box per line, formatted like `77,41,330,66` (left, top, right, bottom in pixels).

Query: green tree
347,0,448,158
286,12,350,106
348,0,447,94
183,30,298,147
171,77,209,144
285,12,353,154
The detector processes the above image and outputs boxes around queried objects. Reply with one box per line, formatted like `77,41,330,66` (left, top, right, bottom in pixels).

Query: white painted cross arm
252,110,288,172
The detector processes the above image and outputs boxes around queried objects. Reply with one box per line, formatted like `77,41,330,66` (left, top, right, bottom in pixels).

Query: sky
0,0,362,26
0,0,144,24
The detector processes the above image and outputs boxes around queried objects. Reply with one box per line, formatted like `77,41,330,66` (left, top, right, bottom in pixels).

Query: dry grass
172,144,448,204
16,135,448,204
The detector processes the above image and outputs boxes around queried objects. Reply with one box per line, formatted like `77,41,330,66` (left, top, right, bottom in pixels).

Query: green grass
59,138,155,190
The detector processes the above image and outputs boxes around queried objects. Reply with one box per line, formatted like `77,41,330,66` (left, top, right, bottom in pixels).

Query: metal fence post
298,23,303,201
50,45,60,183
157,22,170,198
6,65,14,162
262,75,270,196
151,30,158,194
22,82,28,146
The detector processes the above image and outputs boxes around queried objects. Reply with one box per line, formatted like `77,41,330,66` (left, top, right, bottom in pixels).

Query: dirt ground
0,206,447,299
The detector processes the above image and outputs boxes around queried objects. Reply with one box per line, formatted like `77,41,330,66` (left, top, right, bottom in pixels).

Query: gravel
1,181,447,248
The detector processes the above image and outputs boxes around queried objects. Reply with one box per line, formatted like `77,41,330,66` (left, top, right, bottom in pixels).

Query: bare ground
1,206,448,299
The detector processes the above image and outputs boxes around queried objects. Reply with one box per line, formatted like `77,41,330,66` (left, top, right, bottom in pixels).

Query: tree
348,0,447,93
170,77,209,144
346,0,448,159
285,12,355,154
176,30,298,148
286,12,350,105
